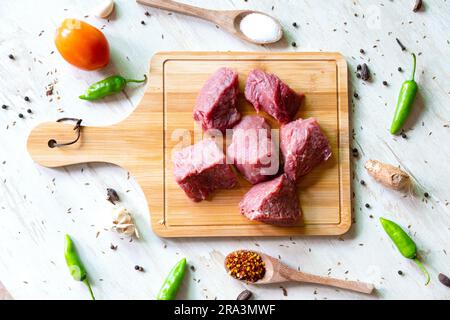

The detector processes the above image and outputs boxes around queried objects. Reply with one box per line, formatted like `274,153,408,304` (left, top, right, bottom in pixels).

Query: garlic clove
93,0,115,19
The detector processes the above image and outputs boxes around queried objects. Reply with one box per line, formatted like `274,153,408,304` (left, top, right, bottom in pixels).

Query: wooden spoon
136,0,283,45
225,251,374,295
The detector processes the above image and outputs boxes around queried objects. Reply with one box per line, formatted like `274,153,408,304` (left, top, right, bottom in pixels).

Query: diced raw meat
193,67,241,132
245,69,304,124
239,174,300,225
173,139,238,202
280,118,332,182
227,115,278,184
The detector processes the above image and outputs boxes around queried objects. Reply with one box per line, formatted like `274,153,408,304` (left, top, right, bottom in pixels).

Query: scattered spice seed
8,54,15,60
106,188,120,204
398,270,403,275
24,96,30,102
361,63,370,81
438,273,450,288
396,38,406,51
280,286,288,296
225,250,266,283
110,244,117,250
291,41,297,47
134,265,144,272
413,0,423,12
236,290,253,300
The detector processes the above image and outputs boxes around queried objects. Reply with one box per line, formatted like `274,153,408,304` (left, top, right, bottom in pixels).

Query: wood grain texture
27,52,350,237
1,0,449,300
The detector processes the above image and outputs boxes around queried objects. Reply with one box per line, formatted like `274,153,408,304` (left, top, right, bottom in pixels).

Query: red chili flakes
225,250,265,282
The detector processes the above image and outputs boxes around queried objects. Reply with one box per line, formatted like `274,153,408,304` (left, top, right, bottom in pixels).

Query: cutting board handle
27,120,128,168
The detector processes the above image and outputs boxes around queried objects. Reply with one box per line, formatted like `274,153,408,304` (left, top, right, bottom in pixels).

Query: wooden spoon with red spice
225,250,374,295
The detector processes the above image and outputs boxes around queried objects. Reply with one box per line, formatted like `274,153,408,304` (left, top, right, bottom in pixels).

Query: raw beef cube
239,174,300,225
193,67,241,132
227,115,278,184
173,139,237,202
280,118,332,182
245,69,304,124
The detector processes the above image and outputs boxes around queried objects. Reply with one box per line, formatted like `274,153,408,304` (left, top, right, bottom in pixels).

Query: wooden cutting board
27,52,350,237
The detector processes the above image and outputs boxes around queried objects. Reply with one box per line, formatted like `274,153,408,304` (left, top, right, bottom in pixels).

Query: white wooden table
0,0,449,300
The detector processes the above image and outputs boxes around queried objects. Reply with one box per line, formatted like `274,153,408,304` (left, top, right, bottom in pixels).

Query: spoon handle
292,272,374,294
136,0,217,21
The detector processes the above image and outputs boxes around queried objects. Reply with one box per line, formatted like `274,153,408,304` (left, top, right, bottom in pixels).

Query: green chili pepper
64,234,96,300
390,53,418,134
79,75,147,101
380,217,430,285
156,258,187,300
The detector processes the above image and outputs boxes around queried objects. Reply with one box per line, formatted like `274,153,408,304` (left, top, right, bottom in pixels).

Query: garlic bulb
93,0,115,19
111,205,139,238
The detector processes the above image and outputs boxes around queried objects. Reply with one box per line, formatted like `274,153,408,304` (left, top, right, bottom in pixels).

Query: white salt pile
239,13,282,44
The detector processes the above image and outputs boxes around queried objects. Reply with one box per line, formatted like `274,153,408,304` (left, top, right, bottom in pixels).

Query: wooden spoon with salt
225,251,374,295
136,0,283,45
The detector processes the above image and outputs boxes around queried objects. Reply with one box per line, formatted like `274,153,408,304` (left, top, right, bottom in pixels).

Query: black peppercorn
292,22,298,27
357,64,362,71
356,73,361,79
141,21,146,25
291,41,297,47
1,104,7,110
134,265,140,270
353,93,359,98
365,203,370,208
8,54,14,60
360,49,365,54
360,180,365,185
27,109,32,114
401,133,407,139
18,113,24,118
398,270,403,275
383,81,388,86
424,192,429,198
24,96,30,102
398,67,403,72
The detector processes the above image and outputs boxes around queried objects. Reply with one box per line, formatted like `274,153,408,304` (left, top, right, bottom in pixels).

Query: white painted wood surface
0,0,449,300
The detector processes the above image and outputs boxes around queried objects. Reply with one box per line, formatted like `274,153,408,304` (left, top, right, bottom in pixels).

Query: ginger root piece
364,160,411,191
